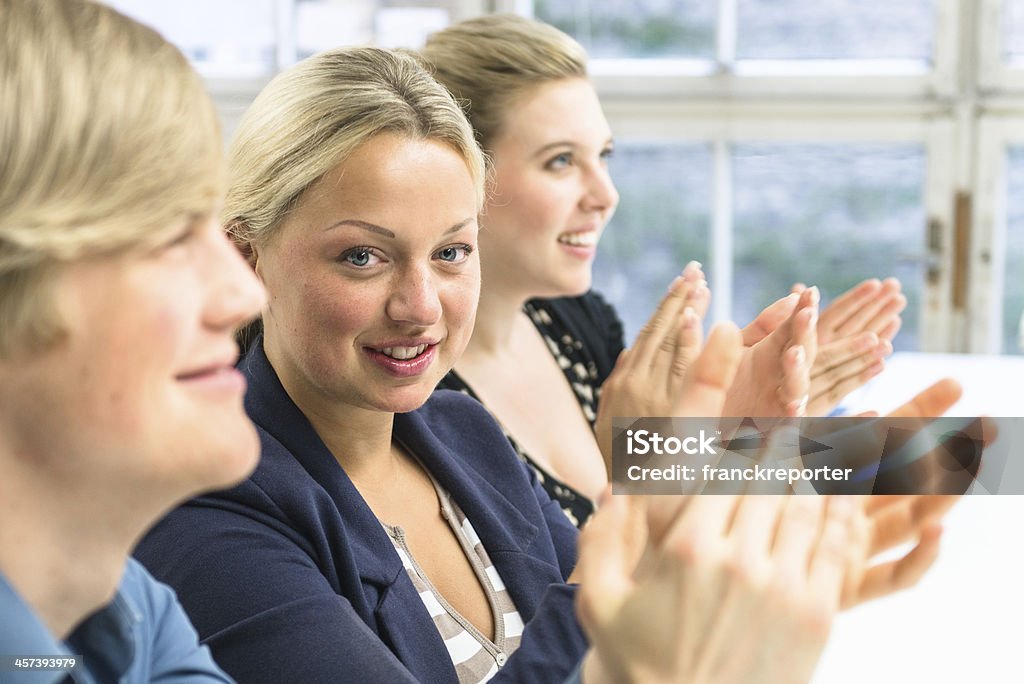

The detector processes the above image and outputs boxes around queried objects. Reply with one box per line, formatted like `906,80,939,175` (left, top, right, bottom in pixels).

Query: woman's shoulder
532,291,622,342
529,290,625,379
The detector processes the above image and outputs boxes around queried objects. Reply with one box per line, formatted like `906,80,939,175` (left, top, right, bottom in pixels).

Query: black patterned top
438,292,625,528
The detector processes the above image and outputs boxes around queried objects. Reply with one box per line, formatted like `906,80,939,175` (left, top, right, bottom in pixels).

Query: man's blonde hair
421,14,588,150
224,46,486,261
0,0,224,357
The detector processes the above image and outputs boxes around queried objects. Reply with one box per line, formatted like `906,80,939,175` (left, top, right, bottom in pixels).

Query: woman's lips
557,229,599,259
364,343,438,378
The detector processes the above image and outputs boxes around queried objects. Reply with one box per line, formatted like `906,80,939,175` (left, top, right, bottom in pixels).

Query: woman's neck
307,403,396,482
461,278,532,359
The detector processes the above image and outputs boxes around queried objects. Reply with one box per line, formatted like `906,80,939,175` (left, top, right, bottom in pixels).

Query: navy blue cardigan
135,341,586,684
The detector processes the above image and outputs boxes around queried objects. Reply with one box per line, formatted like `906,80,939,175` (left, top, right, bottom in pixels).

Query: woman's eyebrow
445,217,477,234
324,219,395,238
533,141,575,159
324,217,476,237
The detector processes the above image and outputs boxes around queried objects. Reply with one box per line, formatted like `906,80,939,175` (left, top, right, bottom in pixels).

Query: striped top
382,483,523,683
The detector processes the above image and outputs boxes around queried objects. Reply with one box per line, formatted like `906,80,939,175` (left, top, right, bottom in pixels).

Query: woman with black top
424,15,904,526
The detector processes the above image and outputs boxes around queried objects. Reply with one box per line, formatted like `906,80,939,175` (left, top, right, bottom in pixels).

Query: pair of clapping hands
581,265,952,684
595,262,906,463
581,313,962,684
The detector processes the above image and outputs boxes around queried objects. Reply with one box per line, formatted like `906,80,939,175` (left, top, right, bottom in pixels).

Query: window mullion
711,140,733,325
972,119,1008,352
716,0,737,71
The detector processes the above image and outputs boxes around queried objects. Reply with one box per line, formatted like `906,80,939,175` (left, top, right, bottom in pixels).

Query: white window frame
599,101,957,349
503,0,1024,353
973,116,1024,353
196,0,1024,353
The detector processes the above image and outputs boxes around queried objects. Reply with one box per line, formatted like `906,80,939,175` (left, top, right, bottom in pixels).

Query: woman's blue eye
436,245,472,263
343,249,371,266
546,153,572,170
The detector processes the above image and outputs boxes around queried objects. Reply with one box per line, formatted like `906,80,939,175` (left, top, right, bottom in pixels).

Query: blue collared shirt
0,558,232,683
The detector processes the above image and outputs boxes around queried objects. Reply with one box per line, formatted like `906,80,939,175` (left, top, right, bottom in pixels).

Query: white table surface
814,353,1024,683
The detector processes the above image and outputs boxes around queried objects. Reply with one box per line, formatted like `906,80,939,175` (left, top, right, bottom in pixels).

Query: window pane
1003,0,1024,62
297,0,453,56
1003,147,1024,354
534,0,716,59
593,143,713,342
737,0,933,61
105,0,276,78
732,143,926,350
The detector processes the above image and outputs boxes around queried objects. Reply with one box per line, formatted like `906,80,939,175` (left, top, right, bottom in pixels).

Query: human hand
579,316,745,586
746,278,904,349
840,378,967,608
800,278,904,413
740,292,799,347
594,262,713,470
746,279,903,415
806,332,892,415
724,287,818,418
795,277,906,346
576,472,857,684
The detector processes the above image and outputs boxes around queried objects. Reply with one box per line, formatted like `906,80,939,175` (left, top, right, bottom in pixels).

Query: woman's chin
373,388,436,415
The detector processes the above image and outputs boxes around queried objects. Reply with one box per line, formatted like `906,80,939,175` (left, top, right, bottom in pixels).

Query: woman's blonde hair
224,46,486,261
421,14,588,150
0,0,223,357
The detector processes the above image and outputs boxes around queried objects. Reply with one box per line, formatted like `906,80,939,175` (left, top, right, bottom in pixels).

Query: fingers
774,287,818,416
633,261,708,379
666,306,704,397
878,316,902,342
677,322,743,417
866,494,958,553
630,274,693,372
731,495,787,556
808,497,858,604
645,496,693,550
594,263,713,467
807,365,883,415
851,524,943,606
779,343,810,416
812,332,883,376
806,334,891,415
676,494,741,541
771,496,826,580
575,491,635,628
683,260,711,319
838,496,871,606
741,293,800,346
821,278,906,345
725,288,816,418
816,279,882,341
886,379,963,419
856,289,906,339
